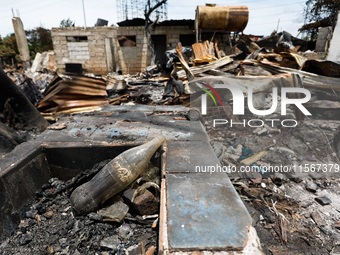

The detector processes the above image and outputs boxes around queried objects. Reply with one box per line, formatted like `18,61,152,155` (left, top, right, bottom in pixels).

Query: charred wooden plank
0,66,48,132
176,56,233,79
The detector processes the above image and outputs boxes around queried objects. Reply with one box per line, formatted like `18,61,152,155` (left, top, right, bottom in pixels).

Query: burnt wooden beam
0,66,48,132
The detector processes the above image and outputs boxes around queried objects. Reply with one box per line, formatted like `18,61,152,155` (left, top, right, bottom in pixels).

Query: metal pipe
82,0,87,29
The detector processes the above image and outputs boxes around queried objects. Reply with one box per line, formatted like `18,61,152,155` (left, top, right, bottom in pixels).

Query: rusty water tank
195,5,249,32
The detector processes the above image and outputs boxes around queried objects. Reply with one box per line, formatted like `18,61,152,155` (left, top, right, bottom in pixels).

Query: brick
132,189,159,215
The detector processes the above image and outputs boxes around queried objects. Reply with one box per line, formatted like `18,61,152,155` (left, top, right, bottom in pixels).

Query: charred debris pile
1,29,340,254
0,32,340,155
3,31,340,121
1,31,340,153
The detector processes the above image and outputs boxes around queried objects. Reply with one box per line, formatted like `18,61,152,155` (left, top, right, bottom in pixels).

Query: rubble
97,197,130,223
182,30,340,252
206,118,340,254
315,196,332,206
0,152,160,254
305,181,318,193
0,67,49,156
132,189,159,216
4,29,338,126
1,15,340,254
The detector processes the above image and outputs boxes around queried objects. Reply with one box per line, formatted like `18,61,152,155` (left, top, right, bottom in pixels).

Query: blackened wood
0,66,48,132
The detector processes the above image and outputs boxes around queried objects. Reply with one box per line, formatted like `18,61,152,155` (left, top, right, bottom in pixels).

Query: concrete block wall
51,27,117,75
156,26,195,49
116,26,148,74
52,25,195,75
315,27,332,53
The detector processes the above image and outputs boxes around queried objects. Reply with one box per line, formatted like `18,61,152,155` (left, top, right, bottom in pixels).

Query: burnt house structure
51,18,237,75
51,19,195,75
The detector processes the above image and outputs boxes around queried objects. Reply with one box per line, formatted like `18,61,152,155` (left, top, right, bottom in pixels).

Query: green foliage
60,18,75,27
0,27,53,62
0,34,18,59
300,0,340,35
26,27,53,57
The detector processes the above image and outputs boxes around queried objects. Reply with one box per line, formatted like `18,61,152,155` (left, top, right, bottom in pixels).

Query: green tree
300,0,340,38
26,27,53,57
60,18,75,27
0,34,19,65
0,34,18,59
0,27,53,64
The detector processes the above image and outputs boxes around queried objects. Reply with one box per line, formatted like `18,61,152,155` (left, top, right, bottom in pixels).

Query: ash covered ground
0,160,158,255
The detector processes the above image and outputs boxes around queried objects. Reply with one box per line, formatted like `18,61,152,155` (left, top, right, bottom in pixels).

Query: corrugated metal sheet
36,75,108,116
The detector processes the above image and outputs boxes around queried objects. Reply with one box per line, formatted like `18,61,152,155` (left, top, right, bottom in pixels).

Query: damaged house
2,2,340,254
52,20,198,75
51,6,249,75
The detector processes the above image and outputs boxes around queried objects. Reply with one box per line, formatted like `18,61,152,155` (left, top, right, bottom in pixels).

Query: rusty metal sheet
36,75,108,115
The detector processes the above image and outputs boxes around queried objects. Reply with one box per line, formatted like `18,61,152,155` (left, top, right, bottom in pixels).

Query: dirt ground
205,118,340,255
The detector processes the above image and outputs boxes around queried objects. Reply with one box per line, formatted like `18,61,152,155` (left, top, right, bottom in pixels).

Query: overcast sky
0,0,306,38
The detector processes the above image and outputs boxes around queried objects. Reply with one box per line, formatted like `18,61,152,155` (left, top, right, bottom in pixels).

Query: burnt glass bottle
70,136,165,215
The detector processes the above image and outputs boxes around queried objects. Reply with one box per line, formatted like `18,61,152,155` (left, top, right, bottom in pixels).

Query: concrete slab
102,105,189,114
37,115,208,144
166,172,252,251
0,105,257,253
165,140,220,173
